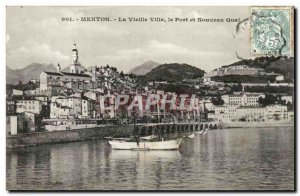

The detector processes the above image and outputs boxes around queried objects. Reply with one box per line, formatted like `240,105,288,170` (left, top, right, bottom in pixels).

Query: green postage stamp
250,6,294,56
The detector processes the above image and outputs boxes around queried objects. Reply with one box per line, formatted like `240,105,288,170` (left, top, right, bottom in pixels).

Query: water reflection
110,149,181,160
7,127,294,190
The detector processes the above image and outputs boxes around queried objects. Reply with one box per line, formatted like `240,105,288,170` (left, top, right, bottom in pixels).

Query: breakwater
219,121,294,129
6,122,219,149
7,125,134,149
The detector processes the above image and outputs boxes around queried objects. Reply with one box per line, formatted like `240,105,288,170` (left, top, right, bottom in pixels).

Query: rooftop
238,105,264,109
61,72,91,78
44,71,64,76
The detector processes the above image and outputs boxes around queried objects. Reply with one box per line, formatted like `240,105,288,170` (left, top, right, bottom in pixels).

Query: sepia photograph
5,6,295,191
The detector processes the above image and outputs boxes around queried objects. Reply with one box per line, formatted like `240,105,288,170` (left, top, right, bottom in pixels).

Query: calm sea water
6,127,294,191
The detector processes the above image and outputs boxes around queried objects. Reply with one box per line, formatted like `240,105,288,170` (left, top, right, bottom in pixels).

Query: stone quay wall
219,121,294,129
6,122,219,149
6,125,134,149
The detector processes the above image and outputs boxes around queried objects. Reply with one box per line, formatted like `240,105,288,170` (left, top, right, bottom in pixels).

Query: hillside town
6,44,294,135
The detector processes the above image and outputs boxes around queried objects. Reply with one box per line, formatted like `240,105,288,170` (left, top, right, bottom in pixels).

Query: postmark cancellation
250,6,294,57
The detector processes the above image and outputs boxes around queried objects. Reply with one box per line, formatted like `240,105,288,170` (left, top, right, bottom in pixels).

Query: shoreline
6,125,134,149
6,121,294,149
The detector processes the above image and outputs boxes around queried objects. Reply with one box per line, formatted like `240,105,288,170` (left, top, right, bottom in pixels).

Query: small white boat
140,135,158,140
109,138,182,150
188,133,195,139
109,115,182,150
105,137,130,141
203,130,208,135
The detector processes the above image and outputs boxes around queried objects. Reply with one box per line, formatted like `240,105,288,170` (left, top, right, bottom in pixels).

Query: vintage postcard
6,6,295,191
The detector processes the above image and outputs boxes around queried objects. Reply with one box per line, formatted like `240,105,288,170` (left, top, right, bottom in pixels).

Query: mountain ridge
6,63,57,84
7,56,294,85
128,60,160,75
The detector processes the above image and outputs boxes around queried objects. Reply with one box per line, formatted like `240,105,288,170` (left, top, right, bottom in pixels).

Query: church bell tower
57,62,61,72
70,43,83,74
72,43,79,64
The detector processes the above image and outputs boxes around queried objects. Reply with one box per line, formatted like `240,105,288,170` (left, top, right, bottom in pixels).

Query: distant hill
62,66,70,72
6,63,57,84
214,56,294,83
143,63,205,82
129,61,160,75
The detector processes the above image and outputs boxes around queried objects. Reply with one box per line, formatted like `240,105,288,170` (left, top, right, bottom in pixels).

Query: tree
111,67,117,72
120,71,124,78
287,102,294,111
16,80,23,90
258,94,285,106
231,83,243,92
211,95,224,105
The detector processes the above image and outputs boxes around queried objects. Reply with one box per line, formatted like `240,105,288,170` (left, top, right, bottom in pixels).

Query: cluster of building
205,65,264,77
203,64,285,83
206,92,294,123
6,44,294,135
7,44,138,134
7,44,203,134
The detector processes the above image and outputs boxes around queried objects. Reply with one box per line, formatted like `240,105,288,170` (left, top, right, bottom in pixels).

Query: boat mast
133,110,139,145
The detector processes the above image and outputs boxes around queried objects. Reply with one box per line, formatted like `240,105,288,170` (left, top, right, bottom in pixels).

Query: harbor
5,6,295,191
6,127,294,190
6,121,219,149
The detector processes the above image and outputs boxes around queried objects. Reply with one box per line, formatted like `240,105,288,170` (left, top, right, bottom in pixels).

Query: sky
6,6,253,73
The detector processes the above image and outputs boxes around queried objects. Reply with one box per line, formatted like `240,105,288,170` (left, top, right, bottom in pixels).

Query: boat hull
108,139,182,150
